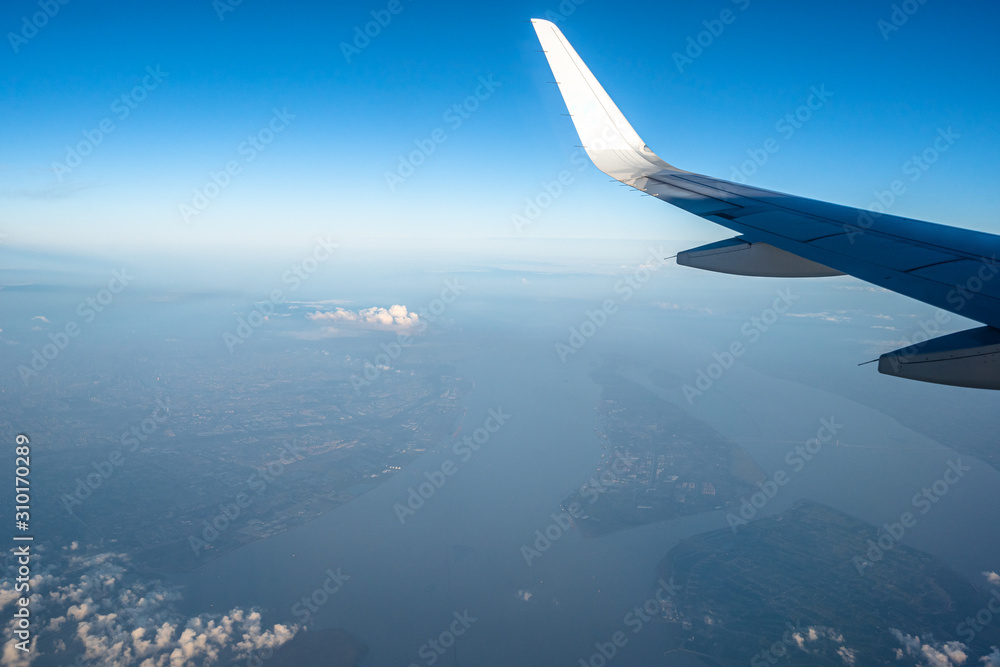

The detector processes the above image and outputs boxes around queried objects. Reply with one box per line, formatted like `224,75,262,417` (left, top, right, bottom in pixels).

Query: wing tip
531,19,676,179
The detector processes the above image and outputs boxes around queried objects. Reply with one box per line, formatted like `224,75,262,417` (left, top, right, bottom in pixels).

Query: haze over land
3,0,1000,664
4,245,1000,665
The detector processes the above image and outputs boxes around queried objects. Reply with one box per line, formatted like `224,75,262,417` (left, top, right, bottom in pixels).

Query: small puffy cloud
939,644,969,666
652,302,713,315
1,549,299,666
31,315,49,323
288,327,342,341
232,611,297,659
784,625,852,663
787,311,851,323
981,648,1000,666
984,571,1000,586
838,646,858,665
67,603,92,621
0,589,18,612
835,285,889,294
2,636,33,667
307,305,419,331
891,629,968,667
793,625,845,652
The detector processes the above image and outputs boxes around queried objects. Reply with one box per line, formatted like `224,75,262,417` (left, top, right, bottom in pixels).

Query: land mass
656,500,1000,665
562,368,765,537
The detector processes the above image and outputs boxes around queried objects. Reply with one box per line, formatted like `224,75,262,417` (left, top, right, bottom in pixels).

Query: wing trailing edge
531,18,1000,389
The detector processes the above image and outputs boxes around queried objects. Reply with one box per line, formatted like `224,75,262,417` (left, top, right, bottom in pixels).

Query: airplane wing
531,18,1000,390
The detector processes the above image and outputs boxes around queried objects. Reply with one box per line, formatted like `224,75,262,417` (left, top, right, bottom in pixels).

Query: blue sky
2,0,999,258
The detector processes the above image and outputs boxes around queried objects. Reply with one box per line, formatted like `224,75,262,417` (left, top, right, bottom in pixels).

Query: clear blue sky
2,0,999,257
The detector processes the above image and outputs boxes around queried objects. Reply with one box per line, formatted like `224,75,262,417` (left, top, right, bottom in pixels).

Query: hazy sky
2,0,999,257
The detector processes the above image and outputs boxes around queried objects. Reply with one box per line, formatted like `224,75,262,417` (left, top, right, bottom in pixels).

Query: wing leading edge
531,18,1000,389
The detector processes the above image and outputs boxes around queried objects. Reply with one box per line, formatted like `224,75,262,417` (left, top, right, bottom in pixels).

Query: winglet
531,18,677,182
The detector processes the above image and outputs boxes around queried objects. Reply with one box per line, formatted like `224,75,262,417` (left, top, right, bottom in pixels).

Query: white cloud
307,304,420,331
835,285,889,294
838,646,858,665
792,625,846,652
980,648,1000,666
288,326,343,340
0,590,18,611
652,302,713,315
984,571,1000,586
891,629,969,667
0,549,299,666
787,311,851,323
788,625,853,662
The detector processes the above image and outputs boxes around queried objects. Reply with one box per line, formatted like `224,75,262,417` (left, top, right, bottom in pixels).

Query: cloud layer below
1,548,298,666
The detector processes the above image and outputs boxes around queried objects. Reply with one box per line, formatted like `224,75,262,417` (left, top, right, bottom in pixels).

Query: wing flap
909,260,1000,299
735,211,838,242
807,234,959,273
